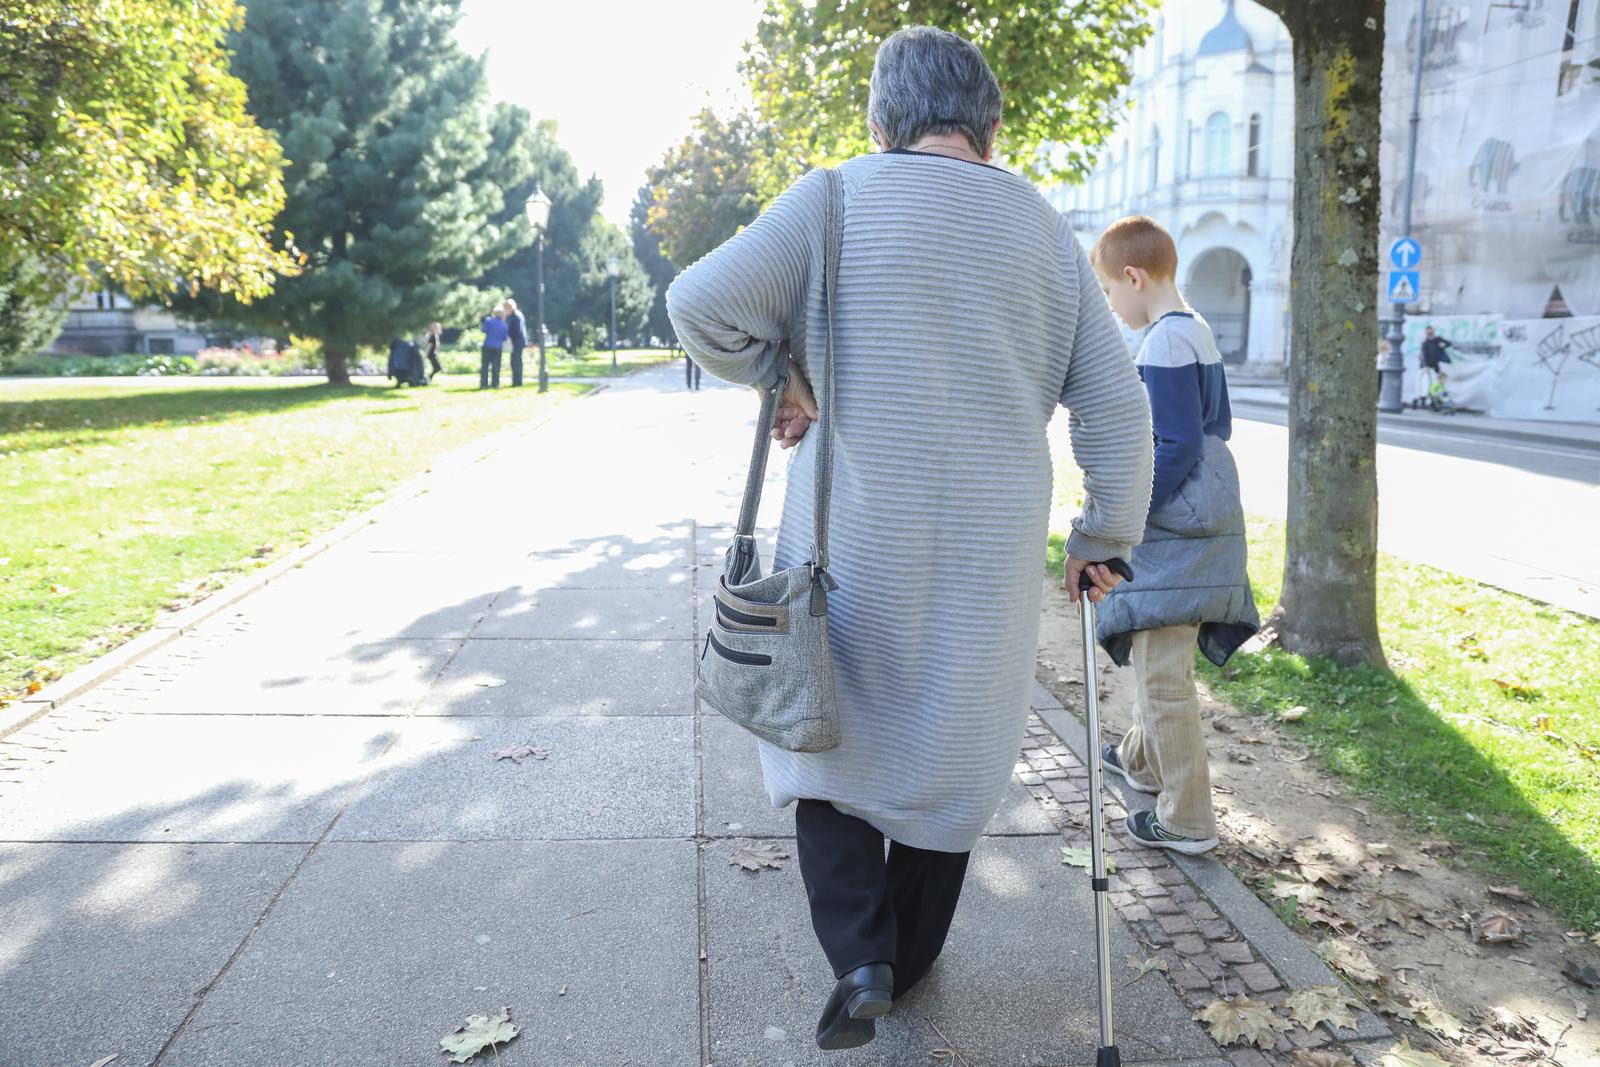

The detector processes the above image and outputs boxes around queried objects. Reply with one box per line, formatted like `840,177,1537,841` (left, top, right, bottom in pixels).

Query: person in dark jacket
503,299,528,387
425,322,443,380
1088,215,1259,856
480,308,508,389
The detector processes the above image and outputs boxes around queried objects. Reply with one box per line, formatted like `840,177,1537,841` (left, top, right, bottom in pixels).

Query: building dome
1197,0,1255,57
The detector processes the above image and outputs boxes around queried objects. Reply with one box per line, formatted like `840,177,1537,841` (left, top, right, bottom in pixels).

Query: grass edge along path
1046,504,1600,934
1,376,590,700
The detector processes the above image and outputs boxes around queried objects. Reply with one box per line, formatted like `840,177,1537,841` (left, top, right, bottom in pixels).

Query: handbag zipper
715,599,778,628
707,630,773,666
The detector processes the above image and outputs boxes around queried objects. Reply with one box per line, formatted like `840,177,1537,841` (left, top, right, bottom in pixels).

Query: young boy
1087,216,1260,855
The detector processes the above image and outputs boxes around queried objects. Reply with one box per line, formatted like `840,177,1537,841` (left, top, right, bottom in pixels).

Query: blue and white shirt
1135,311,1233,511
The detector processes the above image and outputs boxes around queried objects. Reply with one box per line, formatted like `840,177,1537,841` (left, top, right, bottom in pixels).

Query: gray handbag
696,167,842,753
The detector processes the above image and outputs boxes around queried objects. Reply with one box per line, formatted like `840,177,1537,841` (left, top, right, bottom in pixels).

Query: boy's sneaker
1100,743,1158,795
1126,810,1218,855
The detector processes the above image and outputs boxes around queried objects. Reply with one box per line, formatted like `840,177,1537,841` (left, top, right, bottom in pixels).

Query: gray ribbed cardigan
668,152,1154,852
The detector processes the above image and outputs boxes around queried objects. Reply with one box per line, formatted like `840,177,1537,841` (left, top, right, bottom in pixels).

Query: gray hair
868,26,1003,157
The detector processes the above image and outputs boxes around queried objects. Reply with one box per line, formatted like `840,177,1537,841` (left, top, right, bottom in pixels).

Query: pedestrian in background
503,298,528,387
1088,215,1260,856
1420,325,1453,388
479,308,508,389
684,350,702,390
667,25,1152,1052
425,322,443,381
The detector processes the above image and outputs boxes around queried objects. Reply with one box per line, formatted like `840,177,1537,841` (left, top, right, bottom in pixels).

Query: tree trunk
323,342,351,386
1262,0,1386,666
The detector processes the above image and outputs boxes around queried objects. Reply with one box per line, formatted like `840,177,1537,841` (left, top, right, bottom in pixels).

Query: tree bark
1259,0,1386,666
323,342,351,386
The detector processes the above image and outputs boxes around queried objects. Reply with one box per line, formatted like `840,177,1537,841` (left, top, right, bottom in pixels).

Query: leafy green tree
575,219,652,349
646,109,777,268
0,258,67,369
0,0,295,310
185,0,534,383
1252,0,1386,666
630,185,677,345
741,0,1154,194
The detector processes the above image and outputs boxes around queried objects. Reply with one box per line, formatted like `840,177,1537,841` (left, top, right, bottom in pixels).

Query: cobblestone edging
1015,700,1393,1066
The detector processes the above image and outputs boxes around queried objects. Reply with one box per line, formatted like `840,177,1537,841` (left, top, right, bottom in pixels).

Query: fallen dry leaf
439,1007,519,1064
1315,939,1384,983
1365,842,1394,857
1297,859,1354,888
1362,890,1425,930
1379,1040,1452,1067
1488,885,1534,904
1370,987,1419,1021
1127,954,1169,981
1292,1052,1356,1067
1419,840,1455,857
1560,957,1599,988
729,840,790,872
1272,881,1325,906
1193,995,1292,1048
491,744,548,764
1284,985,1363,1032
1061,846,1116,873
1413,1000,1465,1040
1471,912,1524,945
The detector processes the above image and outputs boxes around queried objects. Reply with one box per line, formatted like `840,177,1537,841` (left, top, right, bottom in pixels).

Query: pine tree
630,185,677,345
187,0,534,383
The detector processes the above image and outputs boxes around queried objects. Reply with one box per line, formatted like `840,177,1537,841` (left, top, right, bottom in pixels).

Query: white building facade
1049,0,1295,371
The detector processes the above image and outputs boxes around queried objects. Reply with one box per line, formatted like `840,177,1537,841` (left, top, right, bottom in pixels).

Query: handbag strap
733,167,843,583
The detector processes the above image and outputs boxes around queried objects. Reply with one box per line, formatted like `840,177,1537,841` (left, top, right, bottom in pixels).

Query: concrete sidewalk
0,364,1371,1066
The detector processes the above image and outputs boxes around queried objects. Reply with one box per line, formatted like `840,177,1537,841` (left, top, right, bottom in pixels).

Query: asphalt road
1227,400,1599,618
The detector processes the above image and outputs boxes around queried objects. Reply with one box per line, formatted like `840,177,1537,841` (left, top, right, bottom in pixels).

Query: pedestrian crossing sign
1387,270,1419,303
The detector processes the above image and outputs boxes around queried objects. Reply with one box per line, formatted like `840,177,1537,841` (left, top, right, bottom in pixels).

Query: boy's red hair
1089,215,1179,282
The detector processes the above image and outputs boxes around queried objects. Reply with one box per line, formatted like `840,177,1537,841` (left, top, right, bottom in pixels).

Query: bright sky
457,0,764,230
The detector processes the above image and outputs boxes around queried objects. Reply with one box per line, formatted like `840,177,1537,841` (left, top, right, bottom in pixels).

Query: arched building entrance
1186,248,1252,364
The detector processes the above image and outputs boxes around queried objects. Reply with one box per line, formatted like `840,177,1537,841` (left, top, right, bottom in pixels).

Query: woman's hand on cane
772,360,819,449
1063,558,1124,604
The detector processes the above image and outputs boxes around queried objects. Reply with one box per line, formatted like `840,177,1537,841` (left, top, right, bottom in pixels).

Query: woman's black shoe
815,962,894,1050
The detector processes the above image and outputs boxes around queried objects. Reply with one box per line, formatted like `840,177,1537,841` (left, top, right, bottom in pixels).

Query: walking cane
1076,558,1133,1067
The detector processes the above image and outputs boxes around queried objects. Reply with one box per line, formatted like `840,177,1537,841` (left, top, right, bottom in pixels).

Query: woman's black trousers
793,798,970,998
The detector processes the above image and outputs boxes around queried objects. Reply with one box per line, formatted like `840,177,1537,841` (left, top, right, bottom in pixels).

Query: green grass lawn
1047,464,1600,933
437,345,682,379
0,374,586,697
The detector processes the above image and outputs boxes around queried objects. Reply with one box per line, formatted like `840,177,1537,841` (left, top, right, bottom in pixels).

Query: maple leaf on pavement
729,840,790,872
1193,995,1293,1048
439,1007,519,1064
1315,939,1384,983
1284,985,1364,1032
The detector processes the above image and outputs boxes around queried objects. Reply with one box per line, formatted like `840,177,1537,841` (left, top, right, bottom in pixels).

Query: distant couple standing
480,298,529,389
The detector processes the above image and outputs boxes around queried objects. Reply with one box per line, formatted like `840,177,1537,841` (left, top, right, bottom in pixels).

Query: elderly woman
668,26,1153,1051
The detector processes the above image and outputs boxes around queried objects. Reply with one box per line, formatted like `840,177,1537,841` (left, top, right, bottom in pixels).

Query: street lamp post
606,254,621,370
523,186,553,394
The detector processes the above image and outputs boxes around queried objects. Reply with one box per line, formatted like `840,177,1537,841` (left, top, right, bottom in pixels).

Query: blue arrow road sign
1389,237,1421,269
1388,270,1419,303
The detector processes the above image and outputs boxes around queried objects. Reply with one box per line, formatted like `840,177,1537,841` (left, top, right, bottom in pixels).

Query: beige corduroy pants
1116,624,1217,840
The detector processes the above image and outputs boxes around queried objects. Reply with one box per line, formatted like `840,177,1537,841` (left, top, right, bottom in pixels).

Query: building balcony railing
1174,174,1287,204
62,309,136,331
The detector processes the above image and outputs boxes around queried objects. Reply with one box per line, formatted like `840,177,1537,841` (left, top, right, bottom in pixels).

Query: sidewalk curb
0,380,611,741
1030,679,1393,1044
1231,394,1600,452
